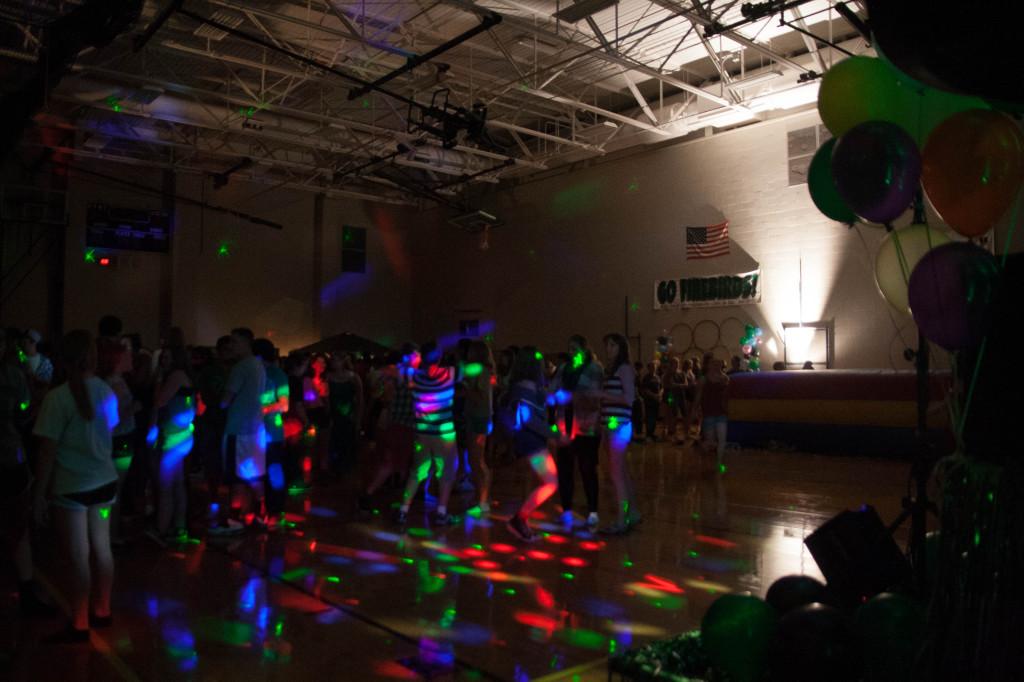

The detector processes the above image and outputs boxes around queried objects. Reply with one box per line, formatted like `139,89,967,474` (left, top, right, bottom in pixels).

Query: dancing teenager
463,341,495,515
550,334,603,530
599,333,639,535
150,344,195,543
691,357,730,470
33,330,120,641
217,328,267,532
361,344,418,510
397,342,461,525
502,348,558,542
0,328,53,617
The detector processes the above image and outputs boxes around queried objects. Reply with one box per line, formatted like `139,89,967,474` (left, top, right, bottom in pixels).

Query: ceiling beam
648,0,810,74
788,6,827,74
525,87,670,135
442,0,746,112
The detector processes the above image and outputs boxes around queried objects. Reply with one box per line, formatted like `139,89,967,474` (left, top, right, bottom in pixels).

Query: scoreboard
85,203,171,252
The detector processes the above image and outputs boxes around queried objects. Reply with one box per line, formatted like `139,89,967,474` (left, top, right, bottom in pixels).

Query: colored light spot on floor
491,543,516,553
695,534,738,549
562,573,575,580
514,611,558,632
559,628,606,650
473,560,500,570
527,550,553,561
279,567,313,582
561,557,588,568
326,576,341,583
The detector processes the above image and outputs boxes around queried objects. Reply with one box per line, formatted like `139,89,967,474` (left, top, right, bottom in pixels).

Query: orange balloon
922,109,1024,237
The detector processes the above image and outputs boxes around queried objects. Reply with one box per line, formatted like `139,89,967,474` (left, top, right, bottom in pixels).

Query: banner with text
654,269,761,309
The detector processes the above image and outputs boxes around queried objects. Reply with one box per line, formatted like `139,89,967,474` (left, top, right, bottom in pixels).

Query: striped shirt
600,363,635,426
412,365,458,437
390,365,416,428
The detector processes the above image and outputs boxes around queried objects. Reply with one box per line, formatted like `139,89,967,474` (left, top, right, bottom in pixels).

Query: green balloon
895,85,990,147
854,592,925,682
701,594,777,682
875,48,990,145
808,139,858,224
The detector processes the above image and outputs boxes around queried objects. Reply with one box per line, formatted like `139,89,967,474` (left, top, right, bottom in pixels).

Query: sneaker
43,624,90,645
466,503,490,518
506,514,535,542
586,512,599,530
145,528,168,547
209,519,245,536
598,522,631,536
559,510,575,528
89,613,113,629
434,511,458,526
249,515,270,533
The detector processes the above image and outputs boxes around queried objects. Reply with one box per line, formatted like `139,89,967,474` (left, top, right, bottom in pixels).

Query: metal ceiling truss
2,0,864,204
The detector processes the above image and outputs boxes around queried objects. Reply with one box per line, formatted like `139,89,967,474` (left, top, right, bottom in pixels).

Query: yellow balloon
874,223,951,314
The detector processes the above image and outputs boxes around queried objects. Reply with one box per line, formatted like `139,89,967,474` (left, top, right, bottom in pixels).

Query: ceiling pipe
348,11,503,99
57,76,502,176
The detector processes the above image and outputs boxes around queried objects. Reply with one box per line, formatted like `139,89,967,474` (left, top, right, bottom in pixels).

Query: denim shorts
701,415,728,437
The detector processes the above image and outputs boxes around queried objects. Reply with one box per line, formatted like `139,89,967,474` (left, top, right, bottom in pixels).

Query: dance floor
3,442,910,681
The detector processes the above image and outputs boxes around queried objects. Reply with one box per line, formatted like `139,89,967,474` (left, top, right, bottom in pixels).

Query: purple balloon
831,121,922,224
908,242,999,351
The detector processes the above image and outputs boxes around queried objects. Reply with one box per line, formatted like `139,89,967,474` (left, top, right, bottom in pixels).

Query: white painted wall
412,110,972,369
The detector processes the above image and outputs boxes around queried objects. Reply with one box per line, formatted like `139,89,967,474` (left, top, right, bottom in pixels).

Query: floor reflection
8,442,909,681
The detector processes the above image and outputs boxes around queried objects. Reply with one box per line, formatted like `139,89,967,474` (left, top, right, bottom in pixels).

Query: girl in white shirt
599,333,640,535
34,330,120,642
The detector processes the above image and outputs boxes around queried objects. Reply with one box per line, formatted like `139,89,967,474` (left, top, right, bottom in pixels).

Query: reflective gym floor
1,442,909,681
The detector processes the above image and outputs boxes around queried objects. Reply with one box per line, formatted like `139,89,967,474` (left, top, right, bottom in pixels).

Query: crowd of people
0,316,733,642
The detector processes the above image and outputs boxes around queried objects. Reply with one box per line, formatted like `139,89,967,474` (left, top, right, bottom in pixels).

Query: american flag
686,221,729,259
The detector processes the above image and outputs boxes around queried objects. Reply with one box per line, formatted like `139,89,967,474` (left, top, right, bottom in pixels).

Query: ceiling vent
448,209,501,233
553,0,619,24
193,10,243,41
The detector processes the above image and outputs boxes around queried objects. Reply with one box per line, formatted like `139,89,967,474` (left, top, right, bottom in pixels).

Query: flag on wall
686,221,729,259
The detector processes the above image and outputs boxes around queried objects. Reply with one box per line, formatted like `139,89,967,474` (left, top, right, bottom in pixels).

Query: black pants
556,435,600,515
644,401,659,439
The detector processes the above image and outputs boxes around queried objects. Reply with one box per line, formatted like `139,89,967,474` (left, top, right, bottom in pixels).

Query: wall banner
654,269,761,309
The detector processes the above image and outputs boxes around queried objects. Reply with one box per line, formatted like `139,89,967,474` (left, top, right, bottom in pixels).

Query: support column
312,193,324,338
158,169,175,339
